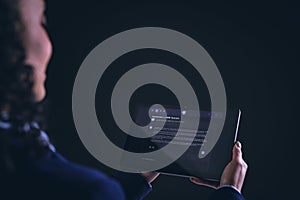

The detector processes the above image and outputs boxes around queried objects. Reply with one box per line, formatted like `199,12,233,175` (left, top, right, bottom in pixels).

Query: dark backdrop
45,1,299,199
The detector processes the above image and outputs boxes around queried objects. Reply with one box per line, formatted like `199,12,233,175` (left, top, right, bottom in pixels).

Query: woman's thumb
232,141,242,160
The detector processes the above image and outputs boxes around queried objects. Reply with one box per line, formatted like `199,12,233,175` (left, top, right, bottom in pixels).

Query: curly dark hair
0,0,49,175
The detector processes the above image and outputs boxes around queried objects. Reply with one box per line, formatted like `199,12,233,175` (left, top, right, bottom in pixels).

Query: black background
45,1,299,199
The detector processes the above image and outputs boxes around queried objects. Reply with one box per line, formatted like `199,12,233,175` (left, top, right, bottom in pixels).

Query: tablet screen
121,104,241,181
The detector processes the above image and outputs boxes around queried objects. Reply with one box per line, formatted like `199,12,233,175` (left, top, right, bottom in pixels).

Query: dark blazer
1,150,151,200
0,116,245,200
0,149,245,200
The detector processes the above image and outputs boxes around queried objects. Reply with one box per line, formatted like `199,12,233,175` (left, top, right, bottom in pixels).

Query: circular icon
72,27,227,172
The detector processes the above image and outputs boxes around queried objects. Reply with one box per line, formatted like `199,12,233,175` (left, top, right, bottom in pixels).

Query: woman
0,0,248,199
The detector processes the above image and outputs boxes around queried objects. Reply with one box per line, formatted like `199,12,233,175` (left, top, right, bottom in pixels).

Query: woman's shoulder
19,151,125,199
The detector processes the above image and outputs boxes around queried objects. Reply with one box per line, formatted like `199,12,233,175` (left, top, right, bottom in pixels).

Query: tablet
120,104,241,181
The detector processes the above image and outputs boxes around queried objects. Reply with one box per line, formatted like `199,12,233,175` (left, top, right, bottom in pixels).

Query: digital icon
72,27,227,173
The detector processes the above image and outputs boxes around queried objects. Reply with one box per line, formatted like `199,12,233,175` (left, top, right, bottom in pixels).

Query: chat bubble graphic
72,27,227,172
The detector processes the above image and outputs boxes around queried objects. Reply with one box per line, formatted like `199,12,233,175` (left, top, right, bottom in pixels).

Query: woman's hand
190,177,219,189
140,172,160,184
219,141,248,192
190,141,248,192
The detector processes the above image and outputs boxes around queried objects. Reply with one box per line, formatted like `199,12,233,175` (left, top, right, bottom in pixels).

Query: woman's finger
189,177,219,189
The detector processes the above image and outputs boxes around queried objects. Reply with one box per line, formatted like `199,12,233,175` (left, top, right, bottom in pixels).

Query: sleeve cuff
218,185,241,194
113,172,152,200
210,186,245,200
